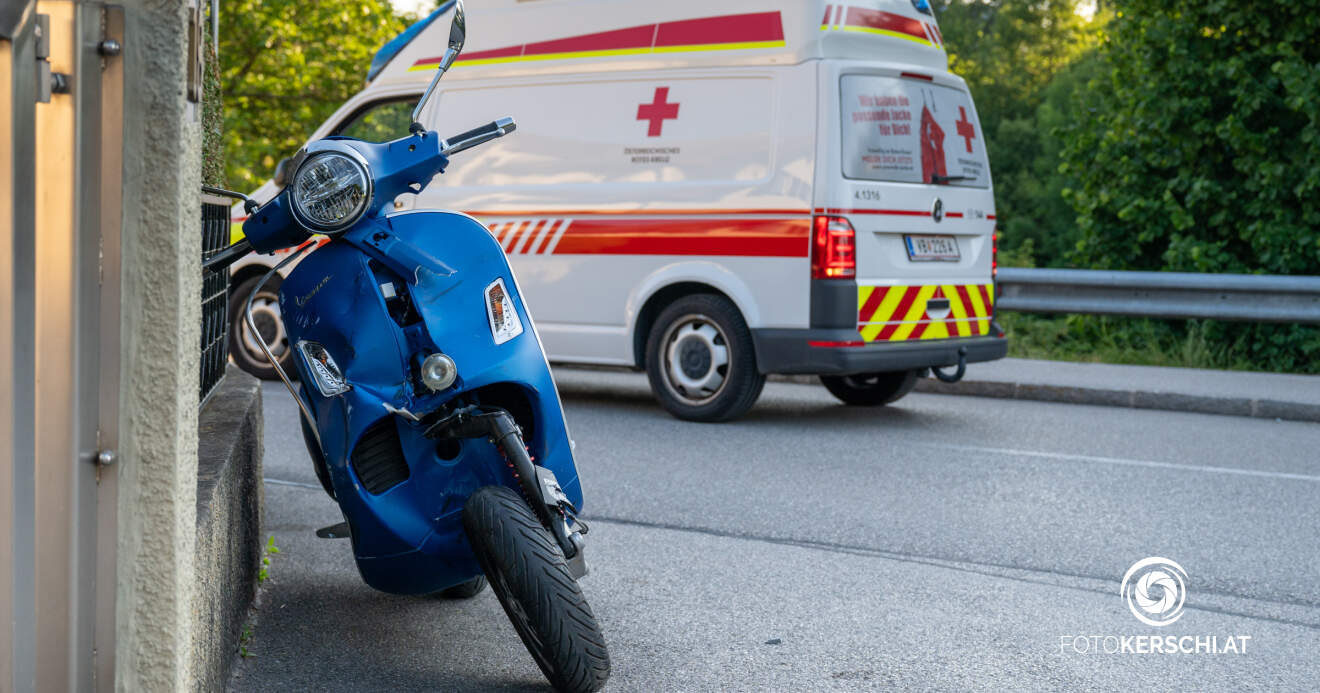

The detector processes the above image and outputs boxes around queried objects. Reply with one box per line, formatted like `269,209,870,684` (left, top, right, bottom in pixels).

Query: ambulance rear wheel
820,371,919,407
646,294,765,422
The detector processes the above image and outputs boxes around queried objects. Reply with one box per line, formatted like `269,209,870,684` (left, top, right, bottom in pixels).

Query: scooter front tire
462,486,610,693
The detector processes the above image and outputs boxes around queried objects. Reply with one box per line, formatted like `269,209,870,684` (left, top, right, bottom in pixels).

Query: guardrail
995,268,1320,325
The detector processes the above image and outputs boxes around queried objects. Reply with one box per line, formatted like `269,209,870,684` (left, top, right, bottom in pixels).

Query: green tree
934,1,1102,266
1056,0,1320,371
1061,0,1320,276
220,0,414,189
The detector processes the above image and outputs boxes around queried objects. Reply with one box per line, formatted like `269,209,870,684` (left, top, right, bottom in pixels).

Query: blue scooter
203,5,609,691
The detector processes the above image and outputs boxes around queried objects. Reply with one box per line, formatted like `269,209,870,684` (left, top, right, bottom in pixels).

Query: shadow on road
552,370,957,432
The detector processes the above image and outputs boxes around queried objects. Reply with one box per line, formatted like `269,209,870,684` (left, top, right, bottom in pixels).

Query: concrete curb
771,374,1320,424
195,366,264,693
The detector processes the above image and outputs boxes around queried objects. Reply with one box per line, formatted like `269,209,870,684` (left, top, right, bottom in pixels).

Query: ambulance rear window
839,75,989,188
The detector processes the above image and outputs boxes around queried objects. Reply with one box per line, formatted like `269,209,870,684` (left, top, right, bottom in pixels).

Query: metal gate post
1,3,40,692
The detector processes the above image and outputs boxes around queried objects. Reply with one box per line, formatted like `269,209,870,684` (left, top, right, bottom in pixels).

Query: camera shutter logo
1121,557,1188,627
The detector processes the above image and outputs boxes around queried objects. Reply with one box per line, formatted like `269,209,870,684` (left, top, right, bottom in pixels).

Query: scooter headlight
289,150,372,233
420,353,458,392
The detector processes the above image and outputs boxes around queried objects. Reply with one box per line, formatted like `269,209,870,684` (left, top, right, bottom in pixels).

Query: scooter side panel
279,213,583,595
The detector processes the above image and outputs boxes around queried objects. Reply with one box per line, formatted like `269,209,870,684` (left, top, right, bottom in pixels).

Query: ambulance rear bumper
751,329,1007,376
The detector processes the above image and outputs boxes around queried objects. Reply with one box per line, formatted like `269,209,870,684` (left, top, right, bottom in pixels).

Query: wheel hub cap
240,292,288,359
663,317,730,404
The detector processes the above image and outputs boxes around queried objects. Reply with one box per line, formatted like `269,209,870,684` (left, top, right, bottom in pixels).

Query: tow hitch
931,346,968,383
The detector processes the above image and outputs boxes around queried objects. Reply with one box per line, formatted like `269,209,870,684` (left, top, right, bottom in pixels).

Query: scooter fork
425,407,588,577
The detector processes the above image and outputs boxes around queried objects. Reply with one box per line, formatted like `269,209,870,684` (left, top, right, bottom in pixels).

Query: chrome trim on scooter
244,242,321,446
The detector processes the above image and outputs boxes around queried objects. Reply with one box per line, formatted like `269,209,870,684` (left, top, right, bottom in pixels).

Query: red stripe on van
523,25,656,57
503,221,528,253
472,209,811,217
656,12,784,47
417,11,787,69
845,7,930,41
415,45,522,67
534,220,562,255
551,218,810,257
817,207,933,217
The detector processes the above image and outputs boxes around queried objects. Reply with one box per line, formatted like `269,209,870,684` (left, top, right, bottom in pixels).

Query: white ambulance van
229,0,1006,422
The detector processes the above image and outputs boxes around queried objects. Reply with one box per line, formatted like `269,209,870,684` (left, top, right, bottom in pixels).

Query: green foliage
202,31,225,187
1062,0,1320,275
1051,0,1320,370
935,1,1103,266
219,0,414,189
239,624,254,659
258,535,279,583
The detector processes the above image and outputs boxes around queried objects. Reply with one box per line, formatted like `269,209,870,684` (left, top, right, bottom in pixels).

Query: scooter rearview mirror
447,0,466,56
273,157,294,188
410,0,465,134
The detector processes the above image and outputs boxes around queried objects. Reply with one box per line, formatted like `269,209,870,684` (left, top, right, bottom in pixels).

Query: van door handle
927,298,950,312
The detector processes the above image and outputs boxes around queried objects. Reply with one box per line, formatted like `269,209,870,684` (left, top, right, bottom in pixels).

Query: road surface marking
925,444,1320,483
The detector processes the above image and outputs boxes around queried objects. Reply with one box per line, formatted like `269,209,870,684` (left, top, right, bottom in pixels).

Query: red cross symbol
637,87,680,137
955,106,976,153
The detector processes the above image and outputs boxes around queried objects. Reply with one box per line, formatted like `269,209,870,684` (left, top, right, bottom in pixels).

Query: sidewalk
904,358,1320,423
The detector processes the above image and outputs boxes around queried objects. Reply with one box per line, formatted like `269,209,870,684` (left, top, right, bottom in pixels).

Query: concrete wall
114,1,203,690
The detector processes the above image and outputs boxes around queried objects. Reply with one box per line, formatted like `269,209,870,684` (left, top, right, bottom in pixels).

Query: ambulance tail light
992,230,999,280
811,216,856,280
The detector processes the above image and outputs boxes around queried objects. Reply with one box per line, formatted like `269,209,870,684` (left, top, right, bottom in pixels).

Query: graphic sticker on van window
840,76,989,188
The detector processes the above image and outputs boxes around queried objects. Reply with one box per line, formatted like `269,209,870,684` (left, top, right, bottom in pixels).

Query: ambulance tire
819,370,920,407
646,294,766,423
228,275,295,381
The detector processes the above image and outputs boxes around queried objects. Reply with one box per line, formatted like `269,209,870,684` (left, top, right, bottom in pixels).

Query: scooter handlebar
202,238,253,273
440,117,516,157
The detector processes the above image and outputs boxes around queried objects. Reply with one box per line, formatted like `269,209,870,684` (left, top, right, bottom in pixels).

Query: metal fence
200,194,230,404
995,268,1320,326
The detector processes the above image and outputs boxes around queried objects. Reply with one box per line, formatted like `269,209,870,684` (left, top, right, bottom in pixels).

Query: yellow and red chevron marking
856,284,994,342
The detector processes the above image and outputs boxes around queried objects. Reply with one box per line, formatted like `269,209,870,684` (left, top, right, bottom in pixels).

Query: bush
1062,1,1320,276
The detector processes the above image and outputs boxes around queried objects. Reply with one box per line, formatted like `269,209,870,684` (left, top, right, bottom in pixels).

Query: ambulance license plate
904,234,960,262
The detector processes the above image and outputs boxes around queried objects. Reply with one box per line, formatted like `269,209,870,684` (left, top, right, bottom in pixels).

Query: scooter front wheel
462,486,610,693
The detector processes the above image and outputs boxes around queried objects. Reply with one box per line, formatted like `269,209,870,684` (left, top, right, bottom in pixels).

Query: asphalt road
230,369,1320,692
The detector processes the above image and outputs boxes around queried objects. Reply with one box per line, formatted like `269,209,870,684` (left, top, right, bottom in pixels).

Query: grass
258,535,280,583
240,536,282,659
998,312,1320,374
